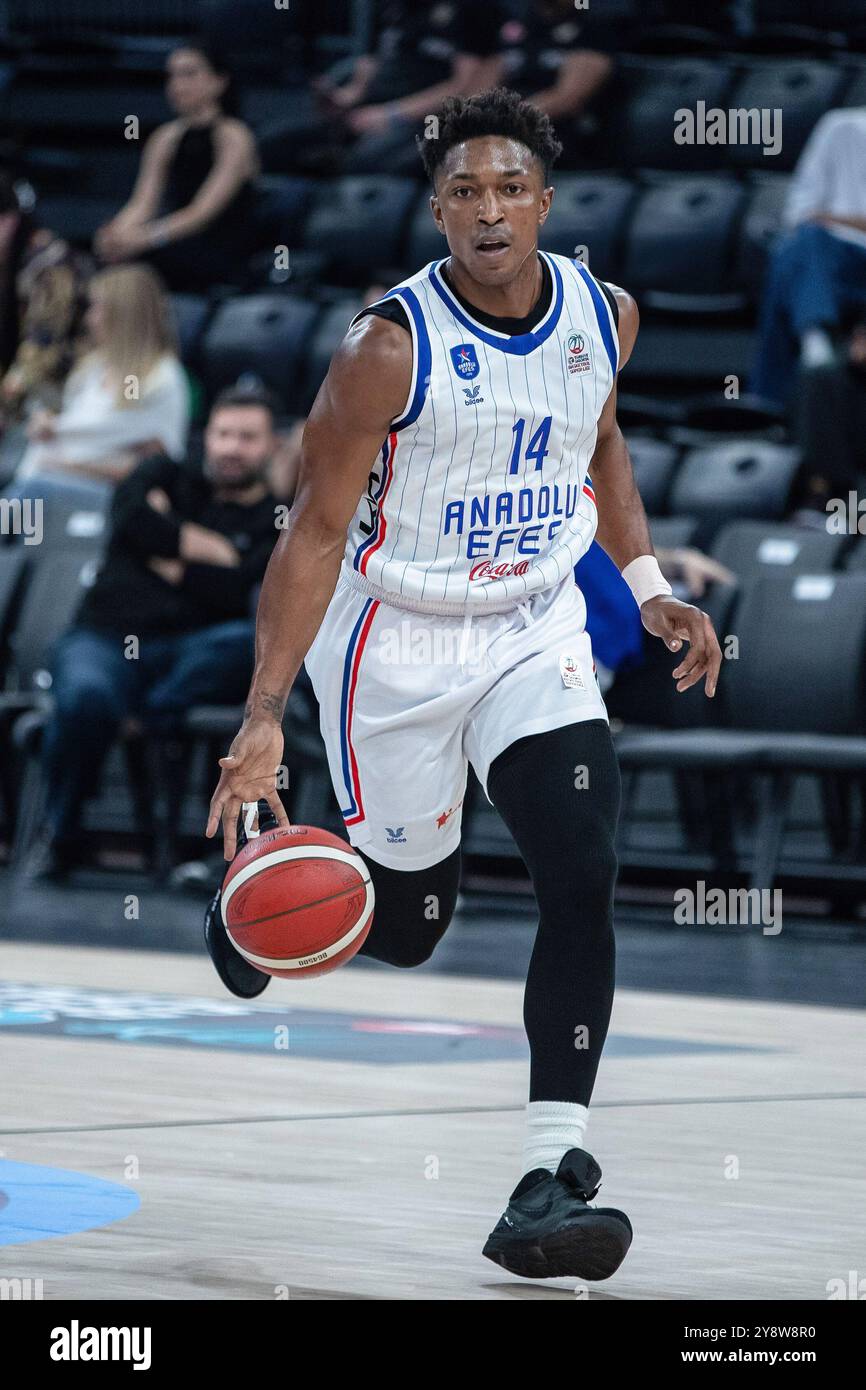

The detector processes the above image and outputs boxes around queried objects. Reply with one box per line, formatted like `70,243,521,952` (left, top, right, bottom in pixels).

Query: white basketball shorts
302,569,609,870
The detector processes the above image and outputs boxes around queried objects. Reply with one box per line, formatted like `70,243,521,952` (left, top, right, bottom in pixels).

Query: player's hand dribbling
205,718,290,860
639,595,721,697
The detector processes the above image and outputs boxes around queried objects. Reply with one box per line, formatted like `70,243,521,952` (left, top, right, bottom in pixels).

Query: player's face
431,137,553,285
204,406,274,490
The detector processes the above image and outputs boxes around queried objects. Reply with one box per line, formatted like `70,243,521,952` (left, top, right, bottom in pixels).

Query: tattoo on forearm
246,691,285,723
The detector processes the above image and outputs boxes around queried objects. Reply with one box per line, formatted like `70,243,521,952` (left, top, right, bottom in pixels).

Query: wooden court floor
1,940,863,1300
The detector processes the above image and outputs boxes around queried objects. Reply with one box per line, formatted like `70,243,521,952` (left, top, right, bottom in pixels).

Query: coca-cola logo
469,560,531,580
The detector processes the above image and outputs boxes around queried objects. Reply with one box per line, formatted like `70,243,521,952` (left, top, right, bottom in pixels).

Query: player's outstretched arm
205,314,413,858
589,287,721,698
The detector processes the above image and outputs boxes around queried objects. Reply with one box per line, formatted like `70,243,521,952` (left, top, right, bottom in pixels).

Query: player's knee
536,823,618,923
386,933,443,968
361,925,447,969
358,848,460,968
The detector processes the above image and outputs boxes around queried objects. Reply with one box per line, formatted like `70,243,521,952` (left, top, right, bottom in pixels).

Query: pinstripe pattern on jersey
341,251,617,614
339,597,378,825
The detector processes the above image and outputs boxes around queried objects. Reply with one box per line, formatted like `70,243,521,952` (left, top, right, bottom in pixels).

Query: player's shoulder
600,281,639,366
328,307,413,412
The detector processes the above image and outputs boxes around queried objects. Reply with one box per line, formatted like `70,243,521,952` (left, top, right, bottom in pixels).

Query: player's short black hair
416,87,564,191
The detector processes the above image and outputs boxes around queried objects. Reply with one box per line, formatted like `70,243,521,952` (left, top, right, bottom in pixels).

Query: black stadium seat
625,437,680,515
842,64,866,107
199,294,320,411
844,540,866,572
726,61,849,172
668,440,801,541
2,477,110,553
404,189,447,272
734,175,791,299
168,294,212,366
302,176,418,284
255,174,315,250
753,0,864,25
1,546,103,703
4,73,167,138
33,194,117,248
621,177,746,303
615,571,866,887
646,516,700,549
602,57,736,171
725,573,866,737
622,321,757,389
710,520,848,587
538,174,636,281
23,144,137,200
299,296,364,414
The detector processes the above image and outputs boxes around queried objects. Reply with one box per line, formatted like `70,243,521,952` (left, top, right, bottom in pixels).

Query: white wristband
621,554,673,608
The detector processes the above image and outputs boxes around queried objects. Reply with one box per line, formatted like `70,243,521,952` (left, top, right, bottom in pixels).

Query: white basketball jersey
341,250,619,615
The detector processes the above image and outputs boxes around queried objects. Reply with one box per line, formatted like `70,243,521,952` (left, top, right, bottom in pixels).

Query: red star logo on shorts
436,798,463,829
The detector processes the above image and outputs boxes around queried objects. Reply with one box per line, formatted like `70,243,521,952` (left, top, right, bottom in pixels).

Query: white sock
800,328,834,368
522,1100,589,1177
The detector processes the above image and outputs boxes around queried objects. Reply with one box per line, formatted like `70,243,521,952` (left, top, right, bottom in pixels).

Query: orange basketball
220,824,375,979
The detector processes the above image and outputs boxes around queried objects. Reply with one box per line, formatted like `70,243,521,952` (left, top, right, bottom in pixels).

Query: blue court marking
0,983,778,1065
0,1159,140,1247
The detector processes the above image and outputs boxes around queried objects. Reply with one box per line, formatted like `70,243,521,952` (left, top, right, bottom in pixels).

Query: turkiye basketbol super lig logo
565,332,592,375
450,343,480,379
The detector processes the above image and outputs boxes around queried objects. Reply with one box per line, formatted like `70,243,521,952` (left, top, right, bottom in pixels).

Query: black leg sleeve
487,719,621,1107
355,845,462,969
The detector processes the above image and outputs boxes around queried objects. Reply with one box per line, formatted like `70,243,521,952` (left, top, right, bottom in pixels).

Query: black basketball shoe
203,801,280,1000
482,1147,632,1281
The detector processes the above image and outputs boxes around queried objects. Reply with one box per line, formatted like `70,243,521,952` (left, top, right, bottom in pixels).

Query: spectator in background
94,44,260,291
23,385,281,880
484,0,621,160
308,0,502,176
15,264,188,485
0,171,91,427
750,108,866,409
792,316,866,517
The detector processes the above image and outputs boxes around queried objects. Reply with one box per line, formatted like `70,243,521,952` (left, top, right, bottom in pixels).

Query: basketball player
204,88,722,1281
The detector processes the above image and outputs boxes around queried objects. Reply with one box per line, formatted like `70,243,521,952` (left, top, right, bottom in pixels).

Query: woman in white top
16,263,189,484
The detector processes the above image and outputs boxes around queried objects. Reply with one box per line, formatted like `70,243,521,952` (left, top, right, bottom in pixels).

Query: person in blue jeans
25,383,281,878
750,223,866,408
750,109,866,409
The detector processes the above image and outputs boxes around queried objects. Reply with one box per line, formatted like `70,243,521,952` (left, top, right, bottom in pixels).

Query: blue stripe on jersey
391,286,431,431
339,597,375,819
427,251,565,355
348,287,431,432
572,260,619,376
